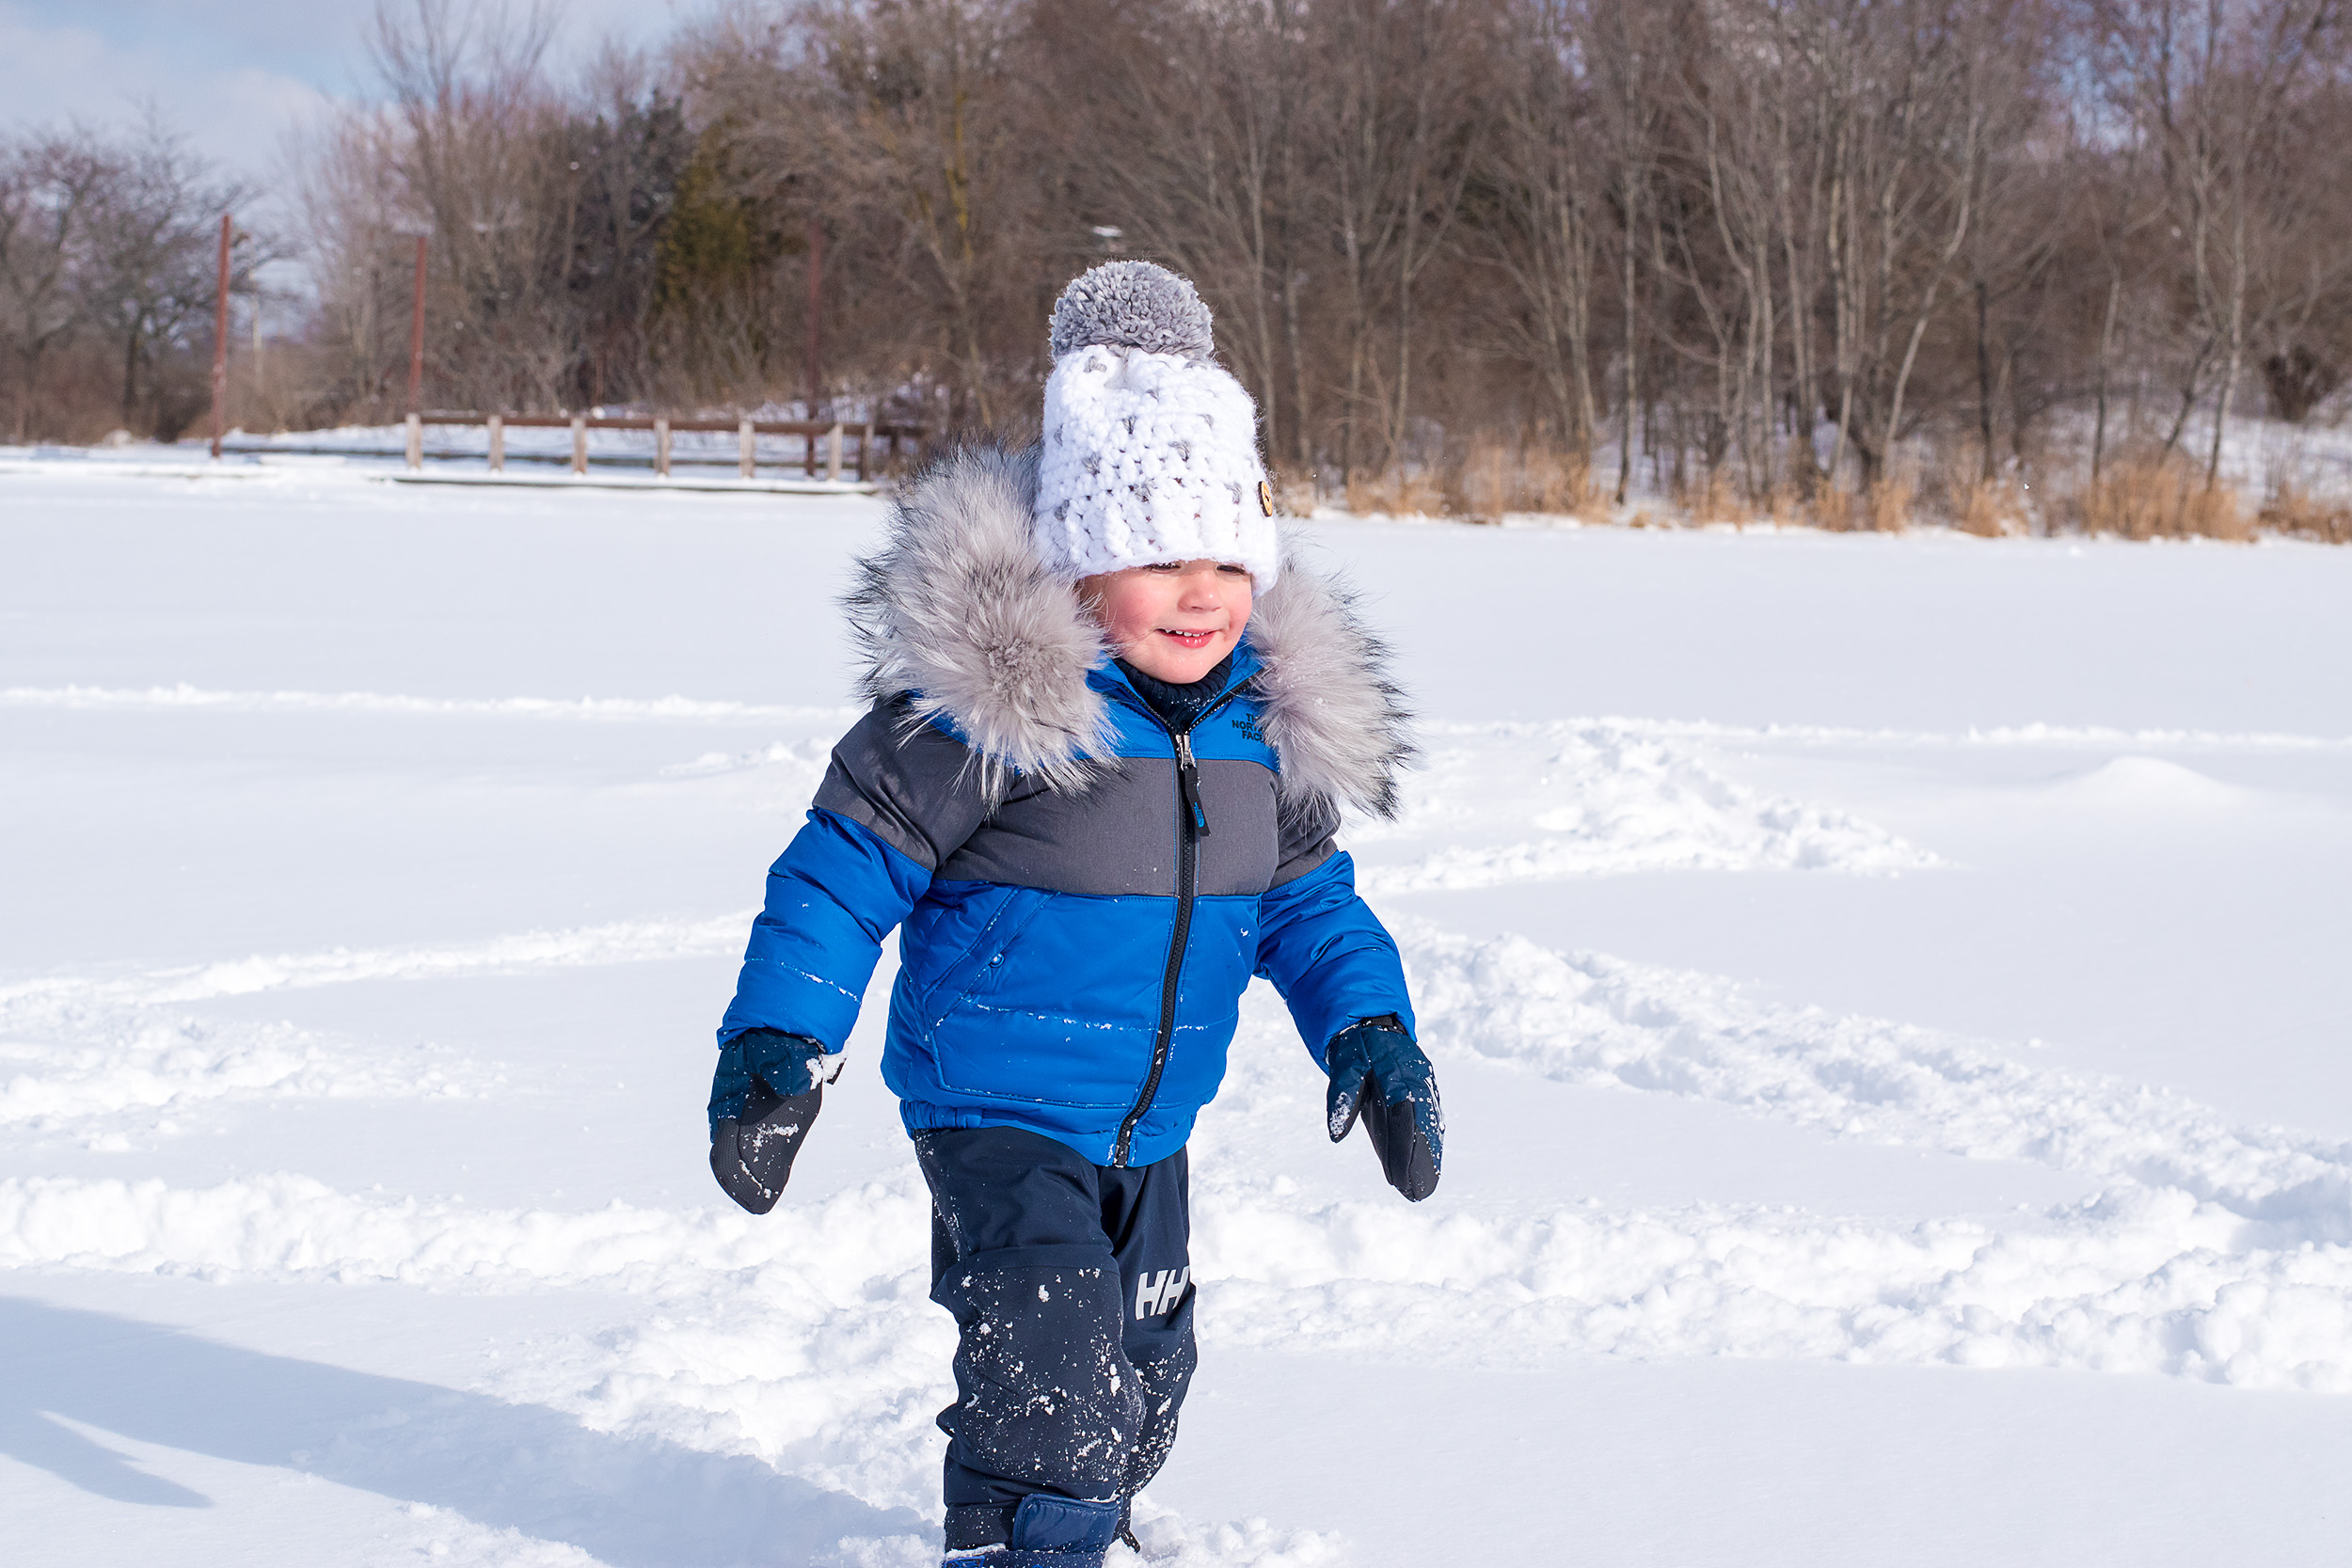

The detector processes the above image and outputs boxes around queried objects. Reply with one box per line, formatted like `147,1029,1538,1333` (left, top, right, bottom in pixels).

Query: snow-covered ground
5,452,2351,1565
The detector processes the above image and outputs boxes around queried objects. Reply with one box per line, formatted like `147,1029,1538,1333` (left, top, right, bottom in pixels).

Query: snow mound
1351,720,1935,890
661,737,835,779
2046,755,2252,812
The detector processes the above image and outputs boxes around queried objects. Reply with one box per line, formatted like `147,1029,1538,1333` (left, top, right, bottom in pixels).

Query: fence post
859,420,874,482
739,419,755,479
487,413,503,473
824,422,843,482
405,412,422,470
406,235,427,416
570,414,587,475
655,416,671,479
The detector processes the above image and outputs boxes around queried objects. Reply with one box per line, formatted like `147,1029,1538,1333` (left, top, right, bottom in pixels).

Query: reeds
2074,452,2252,542
1446,436,1601,521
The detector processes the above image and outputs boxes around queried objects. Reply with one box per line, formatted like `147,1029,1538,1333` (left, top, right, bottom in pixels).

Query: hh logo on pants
1134,1266,1191,1320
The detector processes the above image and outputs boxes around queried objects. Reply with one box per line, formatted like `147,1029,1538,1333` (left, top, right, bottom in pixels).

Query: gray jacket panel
935,755,1279,896
817,703,1309,897
812,704,993,872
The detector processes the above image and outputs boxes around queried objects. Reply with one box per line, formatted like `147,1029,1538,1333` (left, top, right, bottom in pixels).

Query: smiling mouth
1157,628,1220,649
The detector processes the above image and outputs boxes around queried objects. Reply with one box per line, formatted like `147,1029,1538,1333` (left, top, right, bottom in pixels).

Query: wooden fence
401,411,925,482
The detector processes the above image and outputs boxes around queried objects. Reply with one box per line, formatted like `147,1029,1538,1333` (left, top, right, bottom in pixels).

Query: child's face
1080,559,1255,685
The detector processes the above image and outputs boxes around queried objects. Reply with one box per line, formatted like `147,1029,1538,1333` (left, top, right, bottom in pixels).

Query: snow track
0,913,748,1011
0,1000,479,1135
0,683,856,725
7,922,2349,1396
1402,922,2352,1236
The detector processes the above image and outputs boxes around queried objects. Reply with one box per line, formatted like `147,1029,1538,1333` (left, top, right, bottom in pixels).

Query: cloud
0,4,334,182
0,0,687,184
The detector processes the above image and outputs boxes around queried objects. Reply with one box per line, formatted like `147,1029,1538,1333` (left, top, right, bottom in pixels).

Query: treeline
0,120,265,443
14,0,2352,531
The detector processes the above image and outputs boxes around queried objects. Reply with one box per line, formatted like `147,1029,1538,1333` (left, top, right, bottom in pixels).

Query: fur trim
1245,546,1416,821
848,446,1412,818
845,444,1113,805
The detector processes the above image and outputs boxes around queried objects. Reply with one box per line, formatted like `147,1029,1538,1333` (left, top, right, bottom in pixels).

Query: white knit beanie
1033,261,1279,587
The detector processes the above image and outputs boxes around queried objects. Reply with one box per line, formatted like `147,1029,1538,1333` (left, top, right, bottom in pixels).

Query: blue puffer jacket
717,446,1416,1168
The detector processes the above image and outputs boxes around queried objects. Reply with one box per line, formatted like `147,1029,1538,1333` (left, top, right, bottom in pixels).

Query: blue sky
1,1,680,180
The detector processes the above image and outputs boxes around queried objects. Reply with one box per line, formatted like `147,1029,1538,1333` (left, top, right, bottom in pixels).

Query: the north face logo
1226,709,1267,745
1134,1266,1192,1319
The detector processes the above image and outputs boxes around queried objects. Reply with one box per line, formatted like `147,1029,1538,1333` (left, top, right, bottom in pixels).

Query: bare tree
366,0,584,408
1477,0,1605,467
1034,0,1313,467
0,133,119,440
2,118,262,441
2102,0,2349,483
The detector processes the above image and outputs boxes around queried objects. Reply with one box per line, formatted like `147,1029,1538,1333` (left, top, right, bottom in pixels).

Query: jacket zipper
1112,691,1235,1166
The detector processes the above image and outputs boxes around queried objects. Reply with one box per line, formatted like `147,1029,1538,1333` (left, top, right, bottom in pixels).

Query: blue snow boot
943,1495,1124,1568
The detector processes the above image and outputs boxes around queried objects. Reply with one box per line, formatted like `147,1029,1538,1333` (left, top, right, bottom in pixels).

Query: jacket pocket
922,886,1051,1029
929,894,1167,1109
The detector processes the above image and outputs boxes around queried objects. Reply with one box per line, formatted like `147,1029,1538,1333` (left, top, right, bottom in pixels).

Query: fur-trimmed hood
845,443,1414,818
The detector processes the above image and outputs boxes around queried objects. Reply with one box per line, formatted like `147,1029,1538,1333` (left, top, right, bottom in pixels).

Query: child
707,261,1442,1568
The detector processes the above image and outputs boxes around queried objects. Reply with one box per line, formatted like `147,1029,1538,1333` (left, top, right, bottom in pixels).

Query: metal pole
407,234,428,414
209,214,231,458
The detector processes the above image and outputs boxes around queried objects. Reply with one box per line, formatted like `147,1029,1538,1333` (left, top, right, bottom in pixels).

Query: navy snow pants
913,1127,1197,1552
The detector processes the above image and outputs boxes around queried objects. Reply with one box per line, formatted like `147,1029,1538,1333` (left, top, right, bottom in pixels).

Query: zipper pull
1175,731,1211,837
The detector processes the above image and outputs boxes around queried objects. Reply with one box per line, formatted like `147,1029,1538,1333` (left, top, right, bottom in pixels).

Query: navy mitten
1324,1016,1442,1201
708,1028,828,1214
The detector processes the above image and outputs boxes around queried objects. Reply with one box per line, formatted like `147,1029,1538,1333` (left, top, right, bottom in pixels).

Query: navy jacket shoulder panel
1270,790,1341,887
813,701,992,872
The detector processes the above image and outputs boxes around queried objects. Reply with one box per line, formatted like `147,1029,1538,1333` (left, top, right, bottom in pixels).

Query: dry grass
1806,470,1914,532
1674,468,1745,526
1952,477,2029,537
1445,436,1601,521
1762,483,1808,530
1332,436,2350,545
1267,467,1324,517
2259,482,2352,543
2075,452,2252,542
1869,470,1916,532
1345,467,1449,518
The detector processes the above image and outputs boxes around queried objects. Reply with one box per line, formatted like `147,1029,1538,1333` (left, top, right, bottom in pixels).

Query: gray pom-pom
1049,261,1215,362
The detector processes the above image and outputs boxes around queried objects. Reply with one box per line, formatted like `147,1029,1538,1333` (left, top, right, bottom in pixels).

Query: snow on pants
913,1126,1197,1552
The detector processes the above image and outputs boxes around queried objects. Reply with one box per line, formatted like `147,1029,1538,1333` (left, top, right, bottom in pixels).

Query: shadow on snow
0,1295,925,1565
